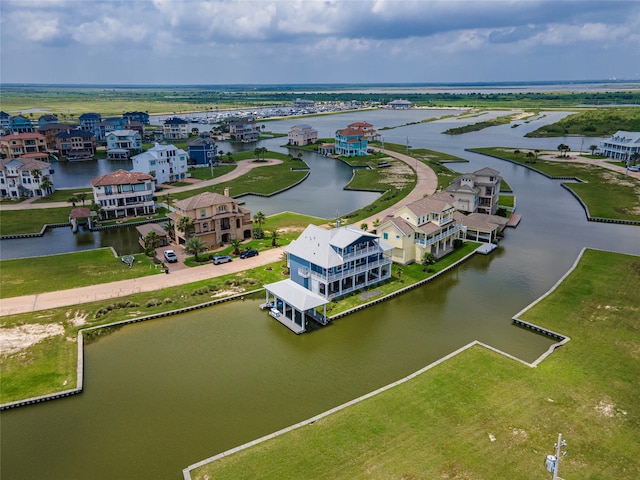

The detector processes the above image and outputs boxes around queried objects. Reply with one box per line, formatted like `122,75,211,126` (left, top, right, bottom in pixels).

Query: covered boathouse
263,280,328,334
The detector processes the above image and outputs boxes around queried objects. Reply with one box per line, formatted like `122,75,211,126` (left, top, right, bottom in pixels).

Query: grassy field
0,237,476,404
171,151,308,200
0,207,72,235
470,147,640,221
443,112,518,134
191,248,640,480
0,249,160,298
526,107,640,137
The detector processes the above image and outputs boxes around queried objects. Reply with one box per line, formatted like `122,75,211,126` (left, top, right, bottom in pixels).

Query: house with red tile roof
91,169,155,219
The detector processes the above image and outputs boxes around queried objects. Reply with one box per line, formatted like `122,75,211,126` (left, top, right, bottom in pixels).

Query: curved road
0,149,437,316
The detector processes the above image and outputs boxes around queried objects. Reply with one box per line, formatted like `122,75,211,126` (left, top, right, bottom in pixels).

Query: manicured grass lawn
0,249,160,298
191,249,640,480
33,188,93,203
498,195,515,208
0,207,72,235
470,147,640,221
0,237,479,405
172,151,308,200
187,164,236,181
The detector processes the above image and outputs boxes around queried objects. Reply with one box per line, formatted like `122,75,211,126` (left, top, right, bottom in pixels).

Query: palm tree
270,229,280,247
77,192,87,205
422,252,437,272
526,151,536,163
226,152,233,163
184,237,207,262
191,127,199,137
144,231,160,256
163,219,175,241
68,195,78,207
360,222,368,231
589,144,599,156
254,147,261,160
230,238,242,255
557,144,570,158
40,175,53,196
253,211,266,239
177,216,195,240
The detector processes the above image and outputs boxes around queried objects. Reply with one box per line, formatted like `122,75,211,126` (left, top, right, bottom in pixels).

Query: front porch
263,279,329,334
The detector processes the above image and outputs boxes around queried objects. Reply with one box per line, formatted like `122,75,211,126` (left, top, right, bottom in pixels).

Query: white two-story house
0,156,53,198
131,143,188,184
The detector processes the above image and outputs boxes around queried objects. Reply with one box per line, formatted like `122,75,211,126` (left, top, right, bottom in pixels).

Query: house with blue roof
264,224,393,333
9,115,34,134
79,113,101,132
187,134,217,165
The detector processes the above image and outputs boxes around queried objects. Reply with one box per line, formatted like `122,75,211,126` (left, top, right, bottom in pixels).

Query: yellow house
377,192,465,265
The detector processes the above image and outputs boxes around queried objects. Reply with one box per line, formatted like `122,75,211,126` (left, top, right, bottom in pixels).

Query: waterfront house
169,191,253,246
377,192,465,265
347,121,380,142
0,132,48,159
445,167,502,215
123,111,150,125
78,113,101,132
91,169,155,219
599,131,640,161
454,211,508,244
131,143,188,184
55,129,96,161
288,124,318,146
37,124,69,153
187,134,217,165
162,117,189,139
0,111,10,134
264,224,393,333
38,114,59,127
226,118,260,142
106,130,142,160
9,115,35,134
0,156,54,198
335,126,368,157
387,99,413,109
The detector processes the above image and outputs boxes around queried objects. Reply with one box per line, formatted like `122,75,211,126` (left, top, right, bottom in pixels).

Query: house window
218,205,227,213
383,233,388,240
200,209,206,218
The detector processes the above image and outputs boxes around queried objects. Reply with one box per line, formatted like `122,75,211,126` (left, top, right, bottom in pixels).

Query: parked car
628,165,640,172
212,255,233,265
163,249,178,263
239,249,259,259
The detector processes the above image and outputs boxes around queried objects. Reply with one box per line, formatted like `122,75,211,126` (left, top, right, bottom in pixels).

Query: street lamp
545,433,568,480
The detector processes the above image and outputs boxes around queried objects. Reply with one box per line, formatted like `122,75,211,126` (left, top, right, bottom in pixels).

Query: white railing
415,225,464,247
307,257,392,283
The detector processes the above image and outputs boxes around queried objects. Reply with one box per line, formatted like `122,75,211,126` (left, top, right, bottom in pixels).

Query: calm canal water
2,109,639,480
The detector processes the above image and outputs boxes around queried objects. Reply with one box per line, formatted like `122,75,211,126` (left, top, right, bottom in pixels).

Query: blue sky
1,0,639,85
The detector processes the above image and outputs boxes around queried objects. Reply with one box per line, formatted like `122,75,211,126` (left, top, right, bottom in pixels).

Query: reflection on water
2,109,640,480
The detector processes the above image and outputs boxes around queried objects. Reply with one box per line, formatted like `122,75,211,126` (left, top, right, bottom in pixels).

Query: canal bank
2,109,640,480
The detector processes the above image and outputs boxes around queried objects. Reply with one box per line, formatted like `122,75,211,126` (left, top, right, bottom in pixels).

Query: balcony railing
341,244,388,261
304,257,392,283
415,225,465,247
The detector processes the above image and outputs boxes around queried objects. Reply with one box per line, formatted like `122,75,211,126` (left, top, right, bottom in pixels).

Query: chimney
224,187,230,197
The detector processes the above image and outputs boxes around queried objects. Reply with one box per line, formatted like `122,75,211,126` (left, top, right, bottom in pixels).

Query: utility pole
545,433,568,480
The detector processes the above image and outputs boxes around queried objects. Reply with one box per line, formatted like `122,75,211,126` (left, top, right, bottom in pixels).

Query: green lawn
0,237,479,404
33,189,93,204
0,207,72,235
526,107,640,137
191,249,640,480
470,147,640,221
0,249,160,298
172,151,308,200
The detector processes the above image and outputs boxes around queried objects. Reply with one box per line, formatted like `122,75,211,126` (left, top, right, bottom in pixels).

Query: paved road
0,246,287,316
3,148,634,316
0,149,436,316
0,158,283,211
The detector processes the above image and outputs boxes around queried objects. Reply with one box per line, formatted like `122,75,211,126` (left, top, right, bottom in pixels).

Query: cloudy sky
1,0,639,85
